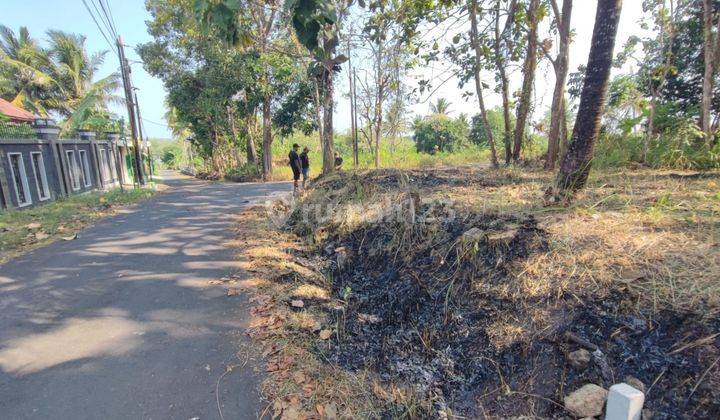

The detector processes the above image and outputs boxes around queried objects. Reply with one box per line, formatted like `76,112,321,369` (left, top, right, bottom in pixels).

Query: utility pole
117,36,145,186
134,89,152,181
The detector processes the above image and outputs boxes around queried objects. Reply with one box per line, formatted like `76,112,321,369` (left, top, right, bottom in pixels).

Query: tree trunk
470,0,499,168
494,0,517,165
558,96,569,159
322,68,335,175
545,0,573,170
261,96,272,180
348,49,358,167
374,39,384,169
245,112,258,164
512,0,540,162
352,70,359,166
555,0,622,196
701,0,719,145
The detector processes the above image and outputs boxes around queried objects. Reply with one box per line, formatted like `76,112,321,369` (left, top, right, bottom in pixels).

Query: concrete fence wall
0,120,130,210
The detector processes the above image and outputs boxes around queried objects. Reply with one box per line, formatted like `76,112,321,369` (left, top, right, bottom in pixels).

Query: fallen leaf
319,329,332,340
292,371,307,384
35,232,50,240
291,299,304,308
25,222,41,230
325,402,338,420
227,288,240,296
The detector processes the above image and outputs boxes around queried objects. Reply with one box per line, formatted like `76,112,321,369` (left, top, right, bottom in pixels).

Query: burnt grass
281,171,720,418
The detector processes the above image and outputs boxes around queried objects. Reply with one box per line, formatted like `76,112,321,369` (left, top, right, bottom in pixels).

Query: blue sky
2,0,172,138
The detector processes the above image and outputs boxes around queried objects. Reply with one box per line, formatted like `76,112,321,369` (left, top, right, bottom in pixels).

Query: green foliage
0,121,35,139
594,119,719,170
469,108,508,147
0,25,120,131
413,114,469,153
78,109,121,133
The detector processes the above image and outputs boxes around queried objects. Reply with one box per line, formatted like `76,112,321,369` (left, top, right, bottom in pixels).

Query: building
0,98,37,123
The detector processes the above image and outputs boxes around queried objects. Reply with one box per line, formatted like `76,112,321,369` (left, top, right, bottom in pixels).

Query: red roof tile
0,98,36,122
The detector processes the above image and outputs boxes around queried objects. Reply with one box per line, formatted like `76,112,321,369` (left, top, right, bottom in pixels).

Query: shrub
413,114,468,153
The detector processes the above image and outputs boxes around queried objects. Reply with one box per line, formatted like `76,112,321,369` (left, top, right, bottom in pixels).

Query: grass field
0,186,156,264
264,133,491,181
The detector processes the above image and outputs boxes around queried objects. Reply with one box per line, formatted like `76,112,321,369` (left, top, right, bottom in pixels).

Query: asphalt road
0,173,291,420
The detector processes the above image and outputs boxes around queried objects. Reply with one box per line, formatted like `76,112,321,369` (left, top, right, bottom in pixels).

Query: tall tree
512,0,541,162
0,25,119,127
553,0,623,197
287,0,349,175
701,0,720,144
196,0,281,179
543,0,573,170
493,0,519,165
430,97,452,115
469,0,499,167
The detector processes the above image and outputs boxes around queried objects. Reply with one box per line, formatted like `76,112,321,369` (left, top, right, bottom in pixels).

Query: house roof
0,98,36,122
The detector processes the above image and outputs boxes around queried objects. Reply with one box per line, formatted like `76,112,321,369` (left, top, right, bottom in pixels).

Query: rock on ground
564,384,608,418
567,348,592,370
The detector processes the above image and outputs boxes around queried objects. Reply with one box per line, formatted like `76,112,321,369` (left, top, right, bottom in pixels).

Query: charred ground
236,167,720,418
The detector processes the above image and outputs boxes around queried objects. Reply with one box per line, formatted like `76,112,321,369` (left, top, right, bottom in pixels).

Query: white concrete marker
605,383,645,420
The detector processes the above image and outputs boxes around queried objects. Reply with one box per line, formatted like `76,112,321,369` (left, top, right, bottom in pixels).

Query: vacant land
234,166,719,418
0,187,156,264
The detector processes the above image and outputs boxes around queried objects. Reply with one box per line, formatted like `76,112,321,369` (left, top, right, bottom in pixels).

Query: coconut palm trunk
701,0,720,145
554,0,623,196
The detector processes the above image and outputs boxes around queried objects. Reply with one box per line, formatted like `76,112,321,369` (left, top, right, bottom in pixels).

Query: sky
2,0,171,138
2,1,646,140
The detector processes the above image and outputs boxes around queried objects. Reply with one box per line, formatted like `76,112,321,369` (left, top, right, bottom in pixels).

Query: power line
142,118,171,128
80,0,115,52
98,0,118,39
89,0,117,40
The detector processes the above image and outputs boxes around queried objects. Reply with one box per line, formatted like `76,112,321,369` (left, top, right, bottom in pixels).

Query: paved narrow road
0,173,290,419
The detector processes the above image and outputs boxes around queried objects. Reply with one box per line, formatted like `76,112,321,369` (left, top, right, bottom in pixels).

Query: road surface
0,173,290,419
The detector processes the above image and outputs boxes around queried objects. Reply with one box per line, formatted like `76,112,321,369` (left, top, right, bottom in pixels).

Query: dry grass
232,166,720,418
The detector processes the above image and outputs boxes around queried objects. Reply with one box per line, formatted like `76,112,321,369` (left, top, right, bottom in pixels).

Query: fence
0,118,133,210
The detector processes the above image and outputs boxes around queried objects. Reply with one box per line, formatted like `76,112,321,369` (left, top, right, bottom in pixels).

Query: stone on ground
567,348,592,369
564,384,608,418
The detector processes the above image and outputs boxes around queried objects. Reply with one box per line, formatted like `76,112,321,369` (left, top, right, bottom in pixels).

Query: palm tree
0,26,120,131
0,25,58,115
553,0,623,198
430,97,452,115
45,31,121,133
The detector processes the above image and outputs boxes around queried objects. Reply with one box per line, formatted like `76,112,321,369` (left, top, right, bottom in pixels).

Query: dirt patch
236,167,720,418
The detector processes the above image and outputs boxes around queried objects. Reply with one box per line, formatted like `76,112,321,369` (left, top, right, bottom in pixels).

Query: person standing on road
334,152,343,170
288,143,302,193
300,147,310,189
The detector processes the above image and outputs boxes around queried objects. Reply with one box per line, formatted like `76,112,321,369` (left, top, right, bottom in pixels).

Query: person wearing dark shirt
288,143,302,193
300,147,310,189
334,152,343,170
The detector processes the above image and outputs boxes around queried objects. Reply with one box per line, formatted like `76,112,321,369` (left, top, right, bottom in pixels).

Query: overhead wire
98,0,119,39
89,0,117,40
80,0,116,52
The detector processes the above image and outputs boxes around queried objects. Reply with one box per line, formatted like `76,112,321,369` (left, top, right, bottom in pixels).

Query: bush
413,114,468,153
469,108,509,148
593,120,720,170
